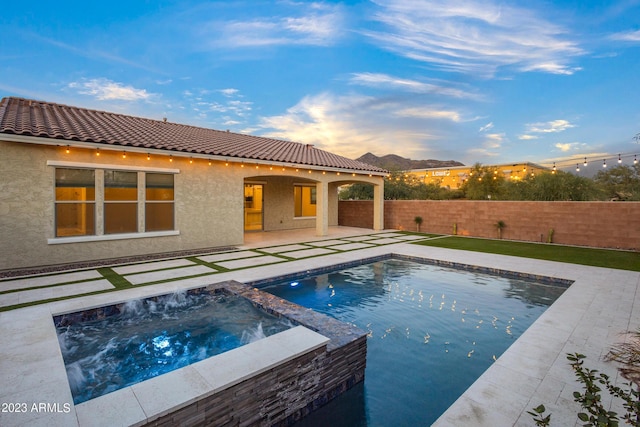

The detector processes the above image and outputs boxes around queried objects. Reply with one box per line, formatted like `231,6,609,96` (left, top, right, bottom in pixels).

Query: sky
2,0,640,170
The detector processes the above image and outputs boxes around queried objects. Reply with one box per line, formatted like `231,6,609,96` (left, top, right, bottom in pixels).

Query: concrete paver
0,279,114,308
215,255,284,270
197,250,262,263
260,244,310,253
112,259,195,275
325,242,374,251
125,265,216,285
278,248,336,259
0,270,103,292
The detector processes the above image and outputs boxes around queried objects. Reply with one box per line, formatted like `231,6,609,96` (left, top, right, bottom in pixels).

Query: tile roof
0,97,386,173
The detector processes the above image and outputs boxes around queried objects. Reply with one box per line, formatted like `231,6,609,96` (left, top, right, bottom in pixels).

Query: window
55,168,96,237
52,164,176,241
294,185,316,217
145,173,174,232
104,170,138,234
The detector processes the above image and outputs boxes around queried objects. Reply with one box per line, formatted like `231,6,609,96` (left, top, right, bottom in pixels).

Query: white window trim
48,230,180,245
47,160,180,174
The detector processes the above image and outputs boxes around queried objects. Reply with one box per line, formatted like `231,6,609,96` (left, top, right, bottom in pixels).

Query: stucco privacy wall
339,200,640,250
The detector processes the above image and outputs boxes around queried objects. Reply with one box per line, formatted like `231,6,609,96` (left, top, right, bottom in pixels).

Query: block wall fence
338,200,640,251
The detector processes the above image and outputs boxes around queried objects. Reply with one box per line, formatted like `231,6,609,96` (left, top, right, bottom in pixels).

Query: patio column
373,181,384,231
316,181,328,236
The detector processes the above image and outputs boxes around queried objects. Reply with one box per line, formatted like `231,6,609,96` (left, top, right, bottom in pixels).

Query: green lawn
413,236,640,272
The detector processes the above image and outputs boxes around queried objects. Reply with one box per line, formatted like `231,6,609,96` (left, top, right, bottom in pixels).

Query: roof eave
0,133,388,176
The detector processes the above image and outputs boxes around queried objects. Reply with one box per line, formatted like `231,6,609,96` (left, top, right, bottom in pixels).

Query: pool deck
1,226,639,426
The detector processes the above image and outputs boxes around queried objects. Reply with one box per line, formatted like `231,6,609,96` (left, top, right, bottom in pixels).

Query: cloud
24,32,161,74
219,88,239,97
349,72,481,99
555,142,586,152
202,3,344,48
364,0,585,77
179,88,253,127
609,29,640,42
479,122,494,132
395,107,461,121
68,78,153,101
257,92,444,159
467,132,505,157
518,134,539,140
525,119,575,133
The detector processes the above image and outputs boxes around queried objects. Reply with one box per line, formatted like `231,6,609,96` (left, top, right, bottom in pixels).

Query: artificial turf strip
412,236,640,272
97,267,133,289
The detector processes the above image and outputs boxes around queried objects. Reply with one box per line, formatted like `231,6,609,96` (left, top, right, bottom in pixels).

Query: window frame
104,169,139,235
293,184,317,218
47,161,179,244
54,168,96,237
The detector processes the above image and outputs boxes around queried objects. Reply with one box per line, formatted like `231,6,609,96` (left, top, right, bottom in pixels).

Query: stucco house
0,97,385,271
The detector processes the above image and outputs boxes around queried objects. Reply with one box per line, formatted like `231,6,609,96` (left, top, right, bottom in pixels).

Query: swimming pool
259,257,567,426
54,288,293,404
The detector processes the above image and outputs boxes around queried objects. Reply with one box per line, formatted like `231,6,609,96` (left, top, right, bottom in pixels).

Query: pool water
54,290,292,404
261,259,566,426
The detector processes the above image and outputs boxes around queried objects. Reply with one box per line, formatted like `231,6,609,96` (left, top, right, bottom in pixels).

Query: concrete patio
1,226,639,426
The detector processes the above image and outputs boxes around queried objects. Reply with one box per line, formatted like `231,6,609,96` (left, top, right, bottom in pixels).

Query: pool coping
1,242,639,426
75,326,329,426
248,252,575,289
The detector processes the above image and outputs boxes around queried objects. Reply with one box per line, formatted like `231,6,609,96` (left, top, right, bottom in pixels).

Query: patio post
316,181,329,236
373,181,384,231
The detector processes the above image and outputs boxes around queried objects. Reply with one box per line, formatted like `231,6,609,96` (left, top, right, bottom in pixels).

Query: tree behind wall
460,163,508,200
507,171,602,201
594,164,640,201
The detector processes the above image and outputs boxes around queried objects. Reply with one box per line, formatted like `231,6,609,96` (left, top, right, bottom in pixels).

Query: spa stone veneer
142,280,367,427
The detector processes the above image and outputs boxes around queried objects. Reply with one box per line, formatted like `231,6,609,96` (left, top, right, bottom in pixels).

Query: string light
169,155,173,162
603,159,607,168
96,148,100,157
618,154,622,164
576,164,580,172
189,157,193,164
65,145,70,154
147,153,150,160
122,151,127,159
552,162,556,173
635,155,638,165
584,157,588,167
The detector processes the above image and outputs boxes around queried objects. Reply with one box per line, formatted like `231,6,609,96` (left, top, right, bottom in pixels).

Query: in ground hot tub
53,281,367,426
54,287,293,404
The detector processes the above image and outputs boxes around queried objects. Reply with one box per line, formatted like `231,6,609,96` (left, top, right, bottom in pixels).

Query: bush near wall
338,200,640,251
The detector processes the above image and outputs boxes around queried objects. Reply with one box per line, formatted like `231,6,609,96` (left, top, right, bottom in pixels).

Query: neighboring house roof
0,97,386,174
407,162,549,173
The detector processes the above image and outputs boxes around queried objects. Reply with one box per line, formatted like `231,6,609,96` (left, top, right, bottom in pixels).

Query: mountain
356,153,464,171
